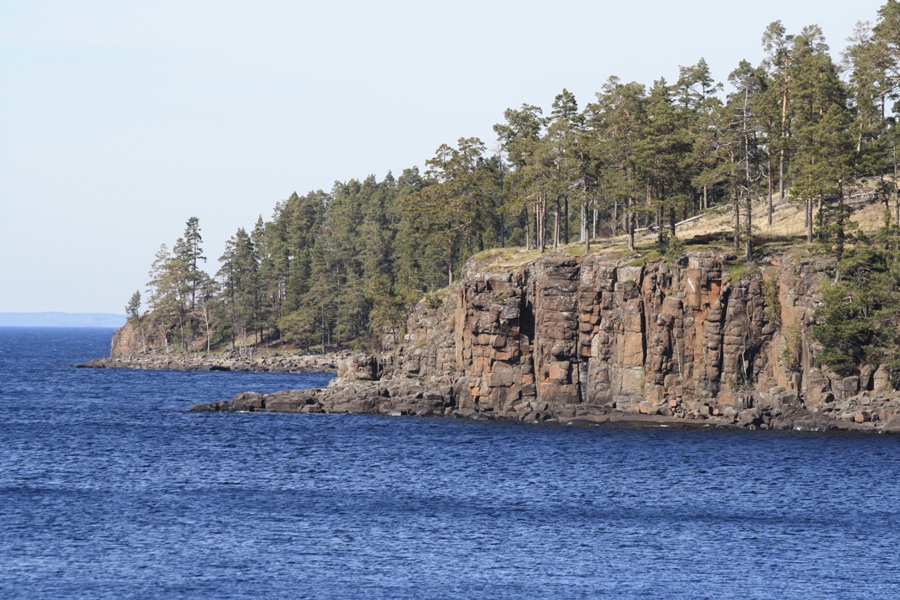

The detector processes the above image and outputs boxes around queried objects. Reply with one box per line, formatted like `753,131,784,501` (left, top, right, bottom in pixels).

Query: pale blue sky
0,0,885,313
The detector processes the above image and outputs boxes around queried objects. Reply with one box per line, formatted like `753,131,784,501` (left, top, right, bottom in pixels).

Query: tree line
128,2,900,354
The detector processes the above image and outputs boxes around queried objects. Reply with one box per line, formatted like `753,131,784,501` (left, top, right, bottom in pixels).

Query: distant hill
0,312,126,328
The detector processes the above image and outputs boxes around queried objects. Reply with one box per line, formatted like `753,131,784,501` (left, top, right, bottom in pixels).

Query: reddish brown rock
185,247,900,434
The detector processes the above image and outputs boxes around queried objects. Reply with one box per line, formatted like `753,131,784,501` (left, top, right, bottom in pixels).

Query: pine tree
679,59,724,215
584,77,648,251
404,137,500,284
172,216,206,314
125,291,141,322
789,25,854,252
125,290,146,352
762,21,796,207
547,89,582,247
218,228,259,351
727,60,767,258
872,0,900,99
494,104,546,251
147,244,178,353
634,78,692,239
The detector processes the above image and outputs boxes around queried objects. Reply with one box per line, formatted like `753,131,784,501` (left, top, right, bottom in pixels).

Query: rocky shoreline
106,247,900,435
76,349,347,373
188,361,900,434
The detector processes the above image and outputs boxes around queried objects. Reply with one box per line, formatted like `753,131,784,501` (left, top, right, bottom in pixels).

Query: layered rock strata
188,248,900,432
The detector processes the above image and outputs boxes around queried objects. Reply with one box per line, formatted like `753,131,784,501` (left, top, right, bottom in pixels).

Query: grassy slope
472,185,888,268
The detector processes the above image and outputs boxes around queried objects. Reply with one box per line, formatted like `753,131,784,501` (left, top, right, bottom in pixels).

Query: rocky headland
78,345,346,373
183,246,900,433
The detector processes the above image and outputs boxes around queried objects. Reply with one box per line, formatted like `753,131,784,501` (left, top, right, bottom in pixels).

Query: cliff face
110,321,144,359
192,247,900,431
387,248,873,416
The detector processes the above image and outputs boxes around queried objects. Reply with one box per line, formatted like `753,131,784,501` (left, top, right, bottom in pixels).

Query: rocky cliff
194,247,900,432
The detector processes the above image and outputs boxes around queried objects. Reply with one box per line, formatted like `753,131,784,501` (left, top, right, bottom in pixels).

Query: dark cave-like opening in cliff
520,297,535,345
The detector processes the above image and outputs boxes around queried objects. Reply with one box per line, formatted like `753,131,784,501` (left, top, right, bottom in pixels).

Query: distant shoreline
0,325,120,329
0,313,126,328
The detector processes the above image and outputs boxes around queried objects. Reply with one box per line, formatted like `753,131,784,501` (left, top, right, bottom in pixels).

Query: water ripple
1,328,899,599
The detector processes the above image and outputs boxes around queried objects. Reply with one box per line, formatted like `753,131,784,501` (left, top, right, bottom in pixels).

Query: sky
0,0,887,313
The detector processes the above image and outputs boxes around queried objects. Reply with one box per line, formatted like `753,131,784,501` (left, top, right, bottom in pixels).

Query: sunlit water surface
2,327,900,599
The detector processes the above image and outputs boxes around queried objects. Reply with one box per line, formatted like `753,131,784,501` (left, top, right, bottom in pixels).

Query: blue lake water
2,327,900,599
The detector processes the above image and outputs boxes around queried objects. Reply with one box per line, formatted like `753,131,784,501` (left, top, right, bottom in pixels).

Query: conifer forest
131,2,900,365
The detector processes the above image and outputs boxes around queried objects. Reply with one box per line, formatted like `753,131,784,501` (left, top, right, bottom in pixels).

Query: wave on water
1,328,899,599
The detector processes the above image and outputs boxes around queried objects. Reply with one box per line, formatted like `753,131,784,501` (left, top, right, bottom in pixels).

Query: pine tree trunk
627,198,635,252
779,72,788,203
541,195,545,251
580,202,587,243
817,194,824,238
804,196,810,229
767,156,774,225
525,205,531,250
584,202,591,253
894,143,899,227
321,303,326,354
537,195,547,252
536,193,546,252
837,188,845,261
553,197,560,249
203,306,211,354
806,198,813,243
779,150,786,202
745,193,752,261
733,189,740,251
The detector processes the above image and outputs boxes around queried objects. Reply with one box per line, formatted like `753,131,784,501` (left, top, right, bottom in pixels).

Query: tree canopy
133,2,900,357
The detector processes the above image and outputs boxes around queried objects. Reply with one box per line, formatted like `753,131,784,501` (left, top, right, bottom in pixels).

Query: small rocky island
97,247,900,433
